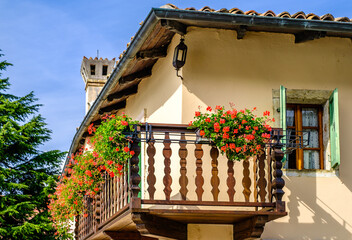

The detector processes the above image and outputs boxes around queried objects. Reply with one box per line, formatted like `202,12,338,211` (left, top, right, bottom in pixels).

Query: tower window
102,65,108,75
90,65,96,75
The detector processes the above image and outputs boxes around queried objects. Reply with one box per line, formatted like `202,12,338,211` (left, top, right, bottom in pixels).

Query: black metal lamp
172,37,187,79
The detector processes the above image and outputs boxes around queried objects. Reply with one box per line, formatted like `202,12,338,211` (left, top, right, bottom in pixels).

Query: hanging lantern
172,37,188,71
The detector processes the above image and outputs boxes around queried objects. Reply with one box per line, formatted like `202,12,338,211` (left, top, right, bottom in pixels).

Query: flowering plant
48,114,139,238
190,104,274,161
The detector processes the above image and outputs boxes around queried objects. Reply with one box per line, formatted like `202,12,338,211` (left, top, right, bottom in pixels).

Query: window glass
303,150,320,169
287,108,295,127
302,108,318,127
303,130,319,148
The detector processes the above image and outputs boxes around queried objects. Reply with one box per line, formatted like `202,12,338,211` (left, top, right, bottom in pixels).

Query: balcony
75,124,287,240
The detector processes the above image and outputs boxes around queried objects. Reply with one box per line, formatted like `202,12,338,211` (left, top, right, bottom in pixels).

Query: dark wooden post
94,194,101,232
130,125,141,209
272,142,285,212
75,215,79,240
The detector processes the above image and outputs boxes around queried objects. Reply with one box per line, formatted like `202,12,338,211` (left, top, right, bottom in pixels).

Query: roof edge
152,7,352,33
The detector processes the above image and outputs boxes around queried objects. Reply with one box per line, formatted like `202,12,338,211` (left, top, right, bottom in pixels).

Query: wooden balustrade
75,123,285,240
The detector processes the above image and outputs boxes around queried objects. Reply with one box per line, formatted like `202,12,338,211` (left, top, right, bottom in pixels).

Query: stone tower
81,56,116,113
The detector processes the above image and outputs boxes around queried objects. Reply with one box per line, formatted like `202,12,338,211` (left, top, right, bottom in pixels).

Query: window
102,65,108,75
90,65,95,75
286,104,323,170
278,86,341,170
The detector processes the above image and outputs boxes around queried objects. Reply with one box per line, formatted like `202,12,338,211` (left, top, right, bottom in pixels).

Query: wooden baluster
163,132,172,200
195,143,204,201
124,164,128,205
272,145,285,212
179,133,188,200
242,157,252,202
253,155,258,203
107,176,110,218
258,151,267,202
130,129,141,208
117,174,121,210
75,215,79,240
102,173,106,222
114,175,117,214
147,133,156,200
95,194,100,231
267,147,273,202
227,160,236,202
210,146,220,201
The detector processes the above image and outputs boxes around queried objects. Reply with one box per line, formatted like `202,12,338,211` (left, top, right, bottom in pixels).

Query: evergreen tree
0,52,65,239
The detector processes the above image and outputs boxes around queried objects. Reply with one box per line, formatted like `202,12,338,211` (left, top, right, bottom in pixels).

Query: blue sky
1,0,351,154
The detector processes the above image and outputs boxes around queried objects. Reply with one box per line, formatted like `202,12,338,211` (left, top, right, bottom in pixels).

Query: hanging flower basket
190,105,274,161
49,114,139,237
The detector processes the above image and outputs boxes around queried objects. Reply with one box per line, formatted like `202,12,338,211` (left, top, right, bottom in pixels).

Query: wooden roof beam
161,19,187,35
99,100,126,115
119,67,152,84
136,47,168,60
295,31,326,43
236,25,247,39
107,85,139,102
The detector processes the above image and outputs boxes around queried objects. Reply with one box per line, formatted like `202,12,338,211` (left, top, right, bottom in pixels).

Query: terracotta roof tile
321,13,334,21
159,4,350,23
277,11,291,18
306,13,320,20
245,10,260,16
261,10,276,17
229,8,244,14
291,11,306,19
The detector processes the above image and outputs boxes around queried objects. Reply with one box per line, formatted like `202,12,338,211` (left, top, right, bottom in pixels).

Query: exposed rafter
136,47,168,60
132,213,187,240
160,19,187,35
107,85,139,102
236,25,247,39
119,68,152,84
295,31,326,43
103,231,156,240
99,100,126,115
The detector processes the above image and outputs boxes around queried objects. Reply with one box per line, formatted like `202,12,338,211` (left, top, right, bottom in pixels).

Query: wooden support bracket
236,25,247,39
136,47,168,60
132,213,187,240
107,85,139,102
295,31,326,43
99,100,126,115
161,19,187,35
119,68,152,84
233,216,268,240
103,231,157,240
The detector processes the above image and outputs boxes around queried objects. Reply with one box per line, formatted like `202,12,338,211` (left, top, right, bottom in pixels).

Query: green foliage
92,114,139,166
190,105,273,161
0,52,66,239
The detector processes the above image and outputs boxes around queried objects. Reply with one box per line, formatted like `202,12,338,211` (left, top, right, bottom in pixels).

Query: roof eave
153,7,352,34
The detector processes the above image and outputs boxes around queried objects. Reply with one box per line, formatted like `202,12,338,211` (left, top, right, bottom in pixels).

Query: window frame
286,104,324,170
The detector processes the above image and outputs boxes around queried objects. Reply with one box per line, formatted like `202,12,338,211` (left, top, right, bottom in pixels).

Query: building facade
70,5,352,240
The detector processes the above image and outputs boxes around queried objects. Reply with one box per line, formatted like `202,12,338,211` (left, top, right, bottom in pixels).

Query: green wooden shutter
329,88,340,168
280,85,287,162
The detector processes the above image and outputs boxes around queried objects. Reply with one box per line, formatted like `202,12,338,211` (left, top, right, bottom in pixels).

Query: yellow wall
125,27,352,239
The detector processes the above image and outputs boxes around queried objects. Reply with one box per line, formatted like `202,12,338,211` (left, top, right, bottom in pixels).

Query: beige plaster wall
124,27,352,239
181,27,352,240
